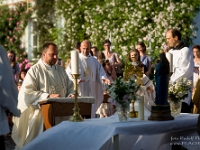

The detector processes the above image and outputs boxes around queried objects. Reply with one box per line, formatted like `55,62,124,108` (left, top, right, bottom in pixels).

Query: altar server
166,28,193,113
12,42,74,149
66,40,110,118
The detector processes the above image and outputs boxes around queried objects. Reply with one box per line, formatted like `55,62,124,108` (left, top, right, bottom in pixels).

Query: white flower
168,78,192,103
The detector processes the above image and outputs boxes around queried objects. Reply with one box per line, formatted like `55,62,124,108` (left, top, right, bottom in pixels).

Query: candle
149,34,152,50
71,50,79,74
165,52,173,73
138,96,144,120
109,32,112,52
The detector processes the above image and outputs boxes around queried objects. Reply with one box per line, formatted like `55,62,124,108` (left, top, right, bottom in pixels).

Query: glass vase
169,101,182,117
116,106,129,121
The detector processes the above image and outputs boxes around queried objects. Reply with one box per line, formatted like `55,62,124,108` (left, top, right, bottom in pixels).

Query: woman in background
193,45,200,87
102,39,122,77
7,50,20,83
192,45,200,113
136,42,152,76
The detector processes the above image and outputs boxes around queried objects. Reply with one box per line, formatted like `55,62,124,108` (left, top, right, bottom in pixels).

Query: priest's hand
78,78,85,83
102,78,111,85
49,94,61,98
69,94,75,98
147,86,154,93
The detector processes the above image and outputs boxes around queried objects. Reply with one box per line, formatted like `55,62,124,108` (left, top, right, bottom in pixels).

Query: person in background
7,50,20,83
74,41,81,53
192,45,200,87
66,40,110,118
192,45,200,113
166,28,193,113
19,69,27,82
96,51,106,64
65,57,71,69
56,57,65,68
102,60,117,82
124,48,155,111
12,42,74,149
96,59,117,118
17,80,23,91
0,46,20,150
91,46,99,58
102,39,122,77
136,42,152,77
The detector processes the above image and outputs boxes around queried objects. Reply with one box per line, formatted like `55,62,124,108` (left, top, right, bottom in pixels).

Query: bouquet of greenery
106,76,140,108
168,78,192,103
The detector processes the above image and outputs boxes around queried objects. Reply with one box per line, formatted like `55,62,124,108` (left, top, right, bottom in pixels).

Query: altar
21,112,199,150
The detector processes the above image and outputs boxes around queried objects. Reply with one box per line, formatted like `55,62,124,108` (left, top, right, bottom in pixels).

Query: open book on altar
38,96,95,104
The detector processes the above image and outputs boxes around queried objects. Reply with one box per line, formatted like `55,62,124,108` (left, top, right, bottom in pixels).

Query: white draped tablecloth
21,110,199,150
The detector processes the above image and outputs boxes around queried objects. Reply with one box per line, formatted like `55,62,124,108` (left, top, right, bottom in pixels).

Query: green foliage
34,0,200,63
0,2,32,62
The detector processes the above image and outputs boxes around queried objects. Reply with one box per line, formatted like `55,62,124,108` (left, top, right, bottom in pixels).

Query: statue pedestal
148,105,174,121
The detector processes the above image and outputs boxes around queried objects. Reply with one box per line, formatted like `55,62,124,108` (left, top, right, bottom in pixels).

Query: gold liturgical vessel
69,74,84,122
124,62,143,118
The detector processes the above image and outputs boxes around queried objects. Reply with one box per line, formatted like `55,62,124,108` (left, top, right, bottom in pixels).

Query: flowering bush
19,58,31,70
57,0,200,60
168,78,192,103
106,76,140,108
34,0,200,61
0,2,32,62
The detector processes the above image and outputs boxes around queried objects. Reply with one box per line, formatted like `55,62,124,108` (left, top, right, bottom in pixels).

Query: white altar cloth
21,112,199,150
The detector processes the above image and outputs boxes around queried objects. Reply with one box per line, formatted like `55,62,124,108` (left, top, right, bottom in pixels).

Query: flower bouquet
106,76,140,108
168,77,192,116
106,76,140,121
168,77,192,103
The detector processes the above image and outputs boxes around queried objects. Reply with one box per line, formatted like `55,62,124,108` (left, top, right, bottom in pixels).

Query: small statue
155,50,170,105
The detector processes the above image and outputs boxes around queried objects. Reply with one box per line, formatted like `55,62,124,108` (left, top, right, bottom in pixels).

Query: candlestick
129,100,138,118
138,96,144,120
71,50,79,74
69,74,83,122
165,52,173,73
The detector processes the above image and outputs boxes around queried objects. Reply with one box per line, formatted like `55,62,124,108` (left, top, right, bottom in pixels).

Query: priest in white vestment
0,46,20,150
12,43,74,149
166,29,193,113
66,40,110,118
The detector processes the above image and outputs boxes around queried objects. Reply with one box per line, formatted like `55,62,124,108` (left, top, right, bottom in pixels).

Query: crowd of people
0,28,200,149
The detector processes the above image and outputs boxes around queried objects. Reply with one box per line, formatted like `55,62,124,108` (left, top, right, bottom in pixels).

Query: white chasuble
66,54,106,118
12,59,74,149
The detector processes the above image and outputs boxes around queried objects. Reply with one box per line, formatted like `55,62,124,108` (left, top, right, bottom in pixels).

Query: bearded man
12,42,74,149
